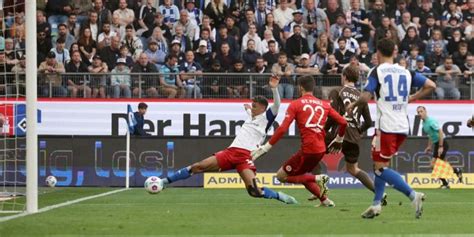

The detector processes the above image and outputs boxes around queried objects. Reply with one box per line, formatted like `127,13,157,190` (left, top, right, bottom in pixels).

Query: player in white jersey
349,38,436,219
160,77,298,204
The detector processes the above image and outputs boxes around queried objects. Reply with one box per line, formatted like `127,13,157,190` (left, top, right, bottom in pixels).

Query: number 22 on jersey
303,104,325,129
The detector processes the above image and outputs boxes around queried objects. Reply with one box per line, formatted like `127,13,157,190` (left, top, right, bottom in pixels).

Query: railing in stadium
2,72,473,100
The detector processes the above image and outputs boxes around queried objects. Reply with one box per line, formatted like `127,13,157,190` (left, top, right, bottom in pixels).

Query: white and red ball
144,176,163,194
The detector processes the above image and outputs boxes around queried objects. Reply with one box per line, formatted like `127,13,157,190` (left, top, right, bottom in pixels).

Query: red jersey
269,94,347,154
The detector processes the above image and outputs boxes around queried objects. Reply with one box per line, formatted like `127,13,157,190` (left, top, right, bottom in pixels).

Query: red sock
286,174,315,184
303,182,326,202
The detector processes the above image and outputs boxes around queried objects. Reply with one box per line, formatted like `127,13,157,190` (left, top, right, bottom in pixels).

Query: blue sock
377,167,415,200
373,175,386,206
166,167,191,183
262,187,279,199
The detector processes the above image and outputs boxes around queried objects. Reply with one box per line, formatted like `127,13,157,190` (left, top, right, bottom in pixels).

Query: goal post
25,0,37,213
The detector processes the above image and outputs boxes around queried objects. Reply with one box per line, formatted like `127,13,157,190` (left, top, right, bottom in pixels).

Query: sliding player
160,77,298,204
252,75,348,207
351,38,436,219
416,106,463,187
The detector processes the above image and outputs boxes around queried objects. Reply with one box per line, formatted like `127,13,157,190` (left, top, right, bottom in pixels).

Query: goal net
0,0,28,213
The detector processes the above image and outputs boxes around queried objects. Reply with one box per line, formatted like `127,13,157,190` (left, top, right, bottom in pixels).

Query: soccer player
323,65,389,204
351,38,436,219
416,106,463,188
160,77,298,204
252,75,348,207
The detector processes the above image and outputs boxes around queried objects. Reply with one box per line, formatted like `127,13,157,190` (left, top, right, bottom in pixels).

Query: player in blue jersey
350,38,436,219
416,106,463,188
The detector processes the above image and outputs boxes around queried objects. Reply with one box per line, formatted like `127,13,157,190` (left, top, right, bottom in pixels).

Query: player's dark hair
252,96,268,109
297,75,315,92
138,102,148,109
377,38,395,57
343,65,359,83
416,106,426,111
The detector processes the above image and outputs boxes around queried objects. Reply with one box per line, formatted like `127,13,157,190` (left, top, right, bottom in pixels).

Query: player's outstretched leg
162,156,220,186
239,169,298,204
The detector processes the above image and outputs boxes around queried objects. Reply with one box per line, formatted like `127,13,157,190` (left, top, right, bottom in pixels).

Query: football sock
286,174,315,184
376,167,415,201
262,187,279,200
355,170,375,192
165,167,191,184
440,178,449,186
303,181,325,201
373,175,386,206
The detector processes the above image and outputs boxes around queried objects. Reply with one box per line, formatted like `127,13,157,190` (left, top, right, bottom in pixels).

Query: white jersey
230,88,280,151
365,63,427,134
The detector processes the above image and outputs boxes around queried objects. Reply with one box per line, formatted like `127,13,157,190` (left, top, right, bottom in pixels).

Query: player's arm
327,107,348,153
251,104,296,160
409,72,436,102
269,76,281,116
359,102,372,134
348,68,377,113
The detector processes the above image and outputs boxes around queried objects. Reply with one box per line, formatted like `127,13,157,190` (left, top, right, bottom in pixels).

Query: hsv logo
0,104,41,136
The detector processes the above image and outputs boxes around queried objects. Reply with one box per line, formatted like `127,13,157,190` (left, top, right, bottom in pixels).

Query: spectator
426,43,446,72
442,1,463,25
9,14,25,46
238,9,256,37
334,27,359,54
295,53,319,74
227,60,250,98
375,16,399,46
453,42,469,68
172,25,193,52
348,0,370,42
204,0,228,28
254,0,270,28
111,58,132,98
145,39,167,69
397,11,418,42
443,17,463,42
285,10,305,38
261,29,279,54
310,45,329,70
314,32,333,55
78,28,97,65
131,53,159,97
174,10,199,41
136,0,157,38
184,0,203,27
461,54,474,82
159,0,181,28
242,23,264,54
334,38,354,67
153,12,173,42
271,52,295,99
263,40,279,67
37,10,52,38
413,0,440,28
93,0,113,32
224,16,241,43
133,102,151,136
357,41,372,67
99,36,121,70
70,0,93,25
446,29,464,55
194,28,215,53
200,16,217,41
406,45,420,71
325,0,344,25
259,13,282,46
368,0,386,32
111,13,126,41
168,39,186,64
285,25,310,62
414,56,432,74
426,29,447,54
419,14,440,43
215,42,236,71
216,26,239,57
242,39,261,68
65,50,91,98
69,43,80,54
97,22,117,50
10,54,26,95
202,60,227,98
250,56,271,97
195,40,213,71
46,0,72,37
159,55,184,98
400,26,426,56
67,14,81,39
273,0,294,29
50,38,71,65
4,38,20,72
330,14,347,42
320,54,342,75
38,52,67,97
390,0,409,25
122,25,144,61
113,0,135,27
180,50,203,98
81,11,100,41
88,55,108,98
56,23,76,49
37,31,53,66
148,27,169,54
435,56,461,100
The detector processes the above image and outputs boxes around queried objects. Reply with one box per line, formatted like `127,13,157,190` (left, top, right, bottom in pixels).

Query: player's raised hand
269,75,280,88
251,143,272,161
327,135,344,154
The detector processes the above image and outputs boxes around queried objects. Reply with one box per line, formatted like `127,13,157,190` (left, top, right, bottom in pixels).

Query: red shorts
282,150,324,176
215,147,256,173
372,132,406,162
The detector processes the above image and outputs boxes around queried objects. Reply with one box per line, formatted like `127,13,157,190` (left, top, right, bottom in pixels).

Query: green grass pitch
0,188,473,236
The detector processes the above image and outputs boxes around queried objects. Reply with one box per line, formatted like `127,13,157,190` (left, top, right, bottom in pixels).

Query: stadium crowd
0,0,473,99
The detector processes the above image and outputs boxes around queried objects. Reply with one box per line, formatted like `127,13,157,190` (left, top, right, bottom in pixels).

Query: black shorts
433,141,449,160
342,141,360,164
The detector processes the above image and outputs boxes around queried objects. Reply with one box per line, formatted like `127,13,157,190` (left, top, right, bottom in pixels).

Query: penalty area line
0,188,129,223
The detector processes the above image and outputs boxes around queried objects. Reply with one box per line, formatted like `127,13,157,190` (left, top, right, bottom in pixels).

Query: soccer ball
144,176,163,194
45,176,57,187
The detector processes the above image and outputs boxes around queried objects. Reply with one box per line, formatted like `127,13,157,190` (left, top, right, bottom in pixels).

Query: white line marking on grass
0,188,128,223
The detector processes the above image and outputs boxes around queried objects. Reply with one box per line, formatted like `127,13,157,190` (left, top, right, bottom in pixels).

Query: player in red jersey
252,75,348,206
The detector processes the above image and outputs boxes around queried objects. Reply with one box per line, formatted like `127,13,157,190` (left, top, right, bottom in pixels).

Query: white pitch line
0,188,128,223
